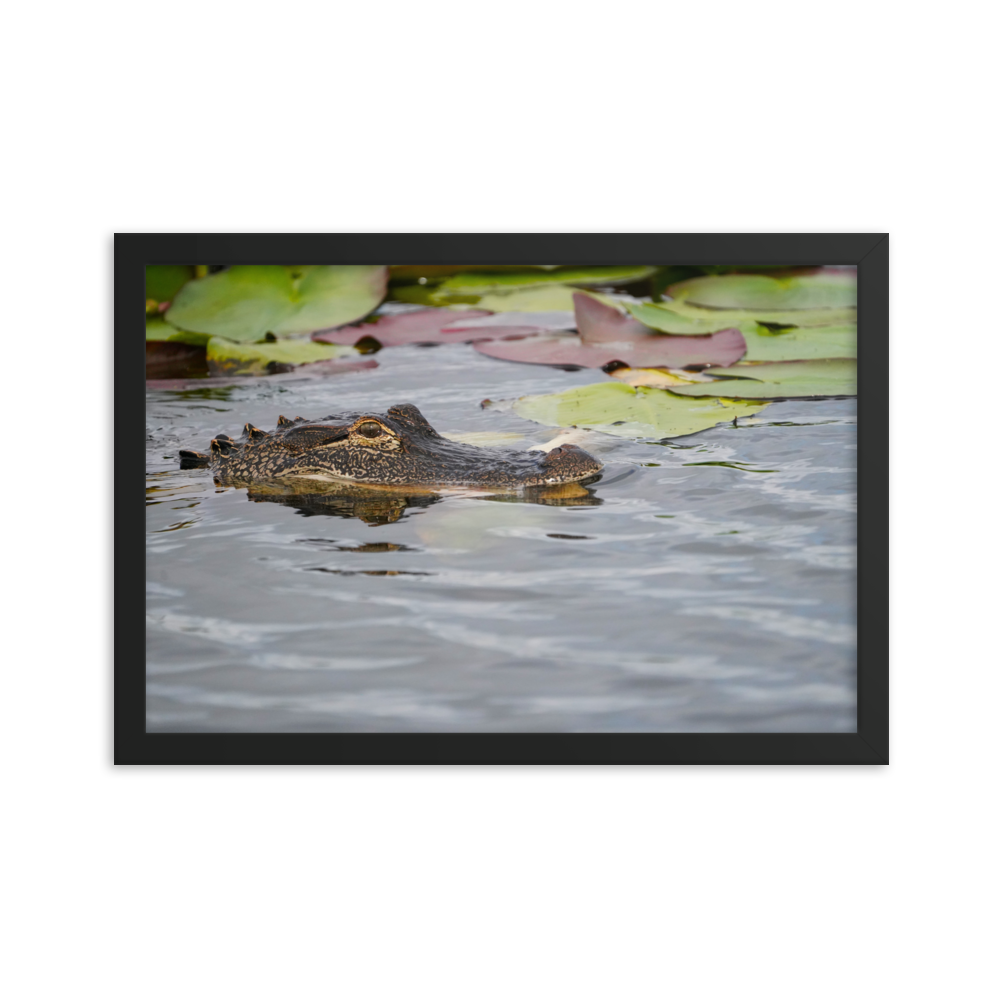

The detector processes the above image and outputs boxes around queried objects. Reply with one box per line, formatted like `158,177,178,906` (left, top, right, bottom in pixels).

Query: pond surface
146,342,856,732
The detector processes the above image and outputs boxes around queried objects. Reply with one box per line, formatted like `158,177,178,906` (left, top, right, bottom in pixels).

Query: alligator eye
356,421,384,438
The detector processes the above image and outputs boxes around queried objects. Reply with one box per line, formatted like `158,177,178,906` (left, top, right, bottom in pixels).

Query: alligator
179,403,603,490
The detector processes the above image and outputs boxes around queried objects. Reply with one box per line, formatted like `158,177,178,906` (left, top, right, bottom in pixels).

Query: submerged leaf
668,359,857,399
668,270,856,310
205,336,358,375
495,382,768,440
166,265,388,342
313,308,492,347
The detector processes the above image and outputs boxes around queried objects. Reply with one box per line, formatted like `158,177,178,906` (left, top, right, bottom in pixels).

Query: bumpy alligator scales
180,403,603,489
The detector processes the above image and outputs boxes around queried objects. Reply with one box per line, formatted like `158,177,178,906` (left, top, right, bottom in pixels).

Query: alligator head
180,403,604,489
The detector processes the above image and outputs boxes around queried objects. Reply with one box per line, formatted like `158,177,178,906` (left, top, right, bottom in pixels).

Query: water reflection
242,477,603,524
245,480,442,525
481,479,603,509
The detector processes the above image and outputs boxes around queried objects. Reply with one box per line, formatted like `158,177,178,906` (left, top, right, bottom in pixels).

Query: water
146,342,856,733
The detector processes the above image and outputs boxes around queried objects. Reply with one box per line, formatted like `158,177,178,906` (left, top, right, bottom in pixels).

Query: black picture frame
122,233,888,764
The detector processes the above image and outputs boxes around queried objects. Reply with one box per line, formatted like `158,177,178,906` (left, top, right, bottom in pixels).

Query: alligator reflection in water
243,477,602,525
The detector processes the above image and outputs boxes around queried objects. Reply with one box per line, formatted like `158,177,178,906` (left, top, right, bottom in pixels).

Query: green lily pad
390,264,563,280
205,336,358,376
663,299,858,327
668,271,856,310
495,381,768,440
145,317,213,346
146,317,176,341
166,265,388,342
146,265,195,304
623,300,741,334
668,359,857,399
741,323,856,362
432,266,657,298
466,286,583,312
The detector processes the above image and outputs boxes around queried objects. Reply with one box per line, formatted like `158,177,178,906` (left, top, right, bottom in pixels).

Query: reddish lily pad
444,310,576,333
474,329,744,370
474,292,746,369
313,308,491,347
574,292,656,344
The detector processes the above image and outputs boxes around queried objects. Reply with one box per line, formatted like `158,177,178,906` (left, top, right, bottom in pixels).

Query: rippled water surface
146,343,856,732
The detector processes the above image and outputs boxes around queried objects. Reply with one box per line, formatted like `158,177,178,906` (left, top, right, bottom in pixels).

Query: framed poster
121,233,887,764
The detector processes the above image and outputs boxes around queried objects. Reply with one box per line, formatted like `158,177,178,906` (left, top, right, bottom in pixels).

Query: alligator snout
533,442,604,485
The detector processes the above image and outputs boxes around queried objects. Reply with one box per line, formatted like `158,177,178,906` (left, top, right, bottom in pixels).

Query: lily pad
663,299,858,327
146,317,178,341
624,301,743,335
742,323,856,362
433,266,657,297
166,265,388,342
390,264,562,280
475,327,746,370
444,311,575,332
146,357,378,391
474,292,745,369
313,308,492,347
146,317,213,346
146,265,195,304
469,286,583,312
574,291,657,344
494,382,768,440
668,359,857,399
668,270,856,310
205,336,359,376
